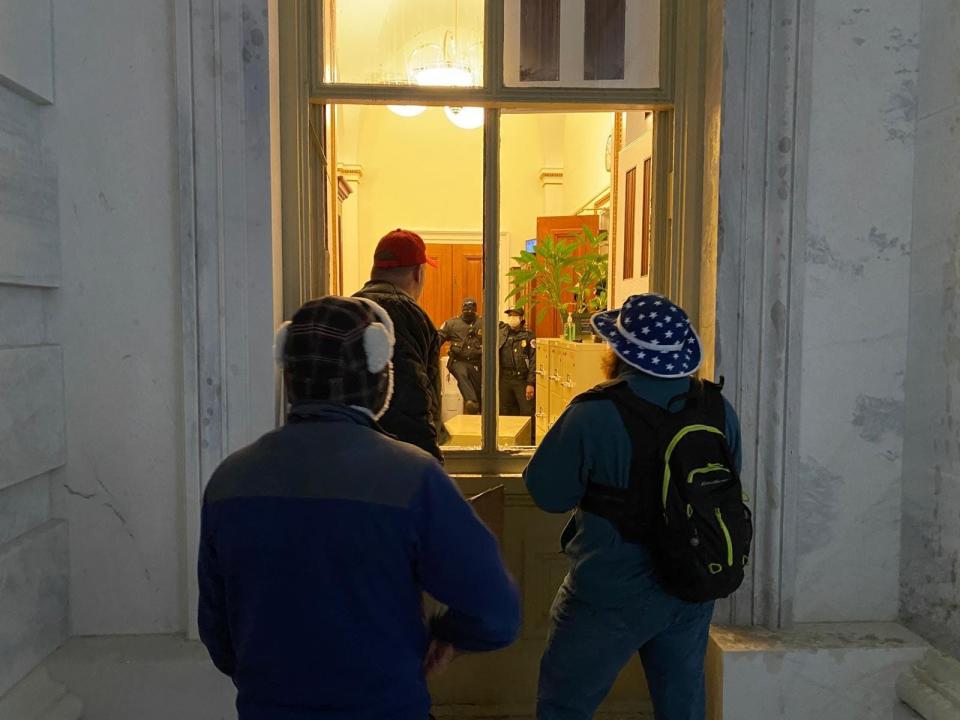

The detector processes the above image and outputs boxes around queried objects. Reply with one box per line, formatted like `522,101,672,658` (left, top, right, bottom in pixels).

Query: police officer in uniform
439,298,483,414
498,308,536,420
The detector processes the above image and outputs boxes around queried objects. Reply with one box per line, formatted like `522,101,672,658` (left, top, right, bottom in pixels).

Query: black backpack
573,378,752,603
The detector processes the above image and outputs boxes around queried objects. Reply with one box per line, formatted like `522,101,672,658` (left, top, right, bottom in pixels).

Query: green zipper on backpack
715,508,734,567
662,425,726,507
687,463,728,484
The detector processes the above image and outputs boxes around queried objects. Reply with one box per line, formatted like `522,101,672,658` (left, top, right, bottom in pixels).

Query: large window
313,0,669,469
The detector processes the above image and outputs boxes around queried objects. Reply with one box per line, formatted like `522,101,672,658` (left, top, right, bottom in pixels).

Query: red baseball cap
373,229,439,269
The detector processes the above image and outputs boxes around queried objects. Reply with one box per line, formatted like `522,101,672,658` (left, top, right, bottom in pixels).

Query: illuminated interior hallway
2,1,960,718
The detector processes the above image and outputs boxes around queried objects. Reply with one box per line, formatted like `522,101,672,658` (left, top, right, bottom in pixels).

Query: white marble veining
795,0,920,622
0,84,60,287
0,0,54,103
0,346,66,491
0,521,69,697
0,474,51,547
47,0,183,635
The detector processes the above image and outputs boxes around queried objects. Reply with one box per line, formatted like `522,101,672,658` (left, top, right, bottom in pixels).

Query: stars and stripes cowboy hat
590,293,702,379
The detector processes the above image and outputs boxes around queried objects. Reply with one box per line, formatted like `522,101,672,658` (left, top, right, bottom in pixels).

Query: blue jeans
537,585,714,720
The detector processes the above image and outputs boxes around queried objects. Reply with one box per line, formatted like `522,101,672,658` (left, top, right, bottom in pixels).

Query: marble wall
709,624,928,719
0,7,69,696
46,0,183,635
900,0,960,656
794,0,919,622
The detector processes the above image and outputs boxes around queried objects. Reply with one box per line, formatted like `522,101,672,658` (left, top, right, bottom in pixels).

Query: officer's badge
521,340,527,348
530,339,536,348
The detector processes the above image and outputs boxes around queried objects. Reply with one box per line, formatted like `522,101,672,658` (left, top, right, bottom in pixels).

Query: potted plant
569,227,608,341
505,227,608,340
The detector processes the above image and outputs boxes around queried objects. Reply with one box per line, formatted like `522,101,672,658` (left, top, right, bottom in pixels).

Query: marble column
0,2,76,716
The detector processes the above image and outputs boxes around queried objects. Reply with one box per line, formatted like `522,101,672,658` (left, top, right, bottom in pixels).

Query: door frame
613,131,655,304
175,0,813,633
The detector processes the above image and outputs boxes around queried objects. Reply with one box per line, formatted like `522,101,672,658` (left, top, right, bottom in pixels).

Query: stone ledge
897,649,960,719
707,623,928,719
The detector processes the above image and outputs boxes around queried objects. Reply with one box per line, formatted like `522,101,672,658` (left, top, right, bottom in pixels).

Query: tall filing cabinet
534,339,607,444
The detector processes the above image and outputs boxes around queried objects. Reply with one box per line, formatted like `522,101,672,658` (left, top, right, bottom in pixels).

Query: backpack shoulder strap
572,379,666,431
698,379,727,431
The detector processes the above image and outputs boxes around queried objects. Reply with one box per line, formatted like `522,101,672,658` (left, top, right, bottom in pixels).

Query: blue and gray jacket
524,368,742,608
198,404,521,720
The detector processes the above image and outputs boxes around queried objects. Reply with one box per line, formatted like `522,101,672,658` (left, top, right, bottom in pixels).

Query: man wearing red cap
354,229,446,460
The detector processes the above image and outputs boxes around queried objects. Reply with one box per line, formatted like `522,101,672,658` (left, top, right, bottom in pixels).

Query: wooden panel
641,157,652,277
420,243,483,330
536,340,606,433
455,246,485,315
0,346,66,490
430,482,652,713
623,167,637,279
0,86,60,287
420,244,453,329
534,339,552,442
468,486,505,548
0,0,54,103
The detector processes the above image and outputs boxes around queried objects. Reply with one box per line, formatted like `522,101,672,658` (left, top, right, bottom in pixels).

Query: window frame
303,0,682,472
311,0,677,107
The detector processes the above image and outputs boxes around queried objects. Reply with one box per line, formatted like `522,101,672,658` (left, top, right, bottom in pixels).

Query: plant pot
572,312,595,343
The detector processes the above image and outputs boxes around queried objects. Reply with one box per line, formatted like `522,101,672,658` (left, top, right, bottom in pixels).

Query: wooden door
613,132,653,306
419,243,484,331
421,244,454,329
531,215,601,338
455,247,484,316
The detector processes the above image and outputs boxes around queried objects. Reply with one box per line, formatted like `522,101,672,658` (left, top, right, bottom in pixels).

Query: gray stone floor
43,636,650,720
46,636,235,720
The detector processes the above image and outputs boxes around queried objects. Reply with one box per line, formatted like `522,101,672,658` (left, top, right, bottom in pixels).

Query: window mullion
481,107,501,454
484,0,504,93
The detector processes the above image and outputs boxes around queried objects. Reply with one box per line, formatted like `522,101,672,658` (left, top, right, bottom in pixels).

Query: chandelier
387,5,483,130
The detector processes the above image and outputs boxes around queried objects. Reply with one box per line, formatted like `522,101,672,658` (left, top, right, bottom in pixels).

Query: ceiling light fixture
387,104,427,117
444,106,484,130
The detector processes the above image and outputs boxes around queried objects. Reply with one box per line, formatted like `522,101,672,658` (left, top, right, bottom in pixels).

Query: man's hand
424,639,458,678
525,385,535,401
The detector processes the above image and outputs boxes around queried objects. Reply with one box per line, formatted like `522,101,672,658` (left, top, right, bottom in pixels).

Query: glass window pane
520,0,561,82
325,0,484,87
497,111,621,450
584,0,625,81
331,104,483,451
503,0,660,88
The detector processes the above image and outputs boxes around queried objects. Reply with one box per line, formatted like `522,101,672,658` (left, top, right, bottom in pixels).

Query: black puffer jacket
353,281,445,460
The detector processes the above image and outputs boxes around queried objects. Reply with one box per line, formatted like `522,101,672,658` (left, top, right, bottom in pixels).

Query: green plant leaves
506,227,610,318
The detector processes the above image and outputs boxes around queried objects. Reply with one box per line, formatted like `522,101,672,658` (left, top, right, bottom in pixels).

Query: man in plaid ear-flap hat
280,295,397,419
198,296,521,720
